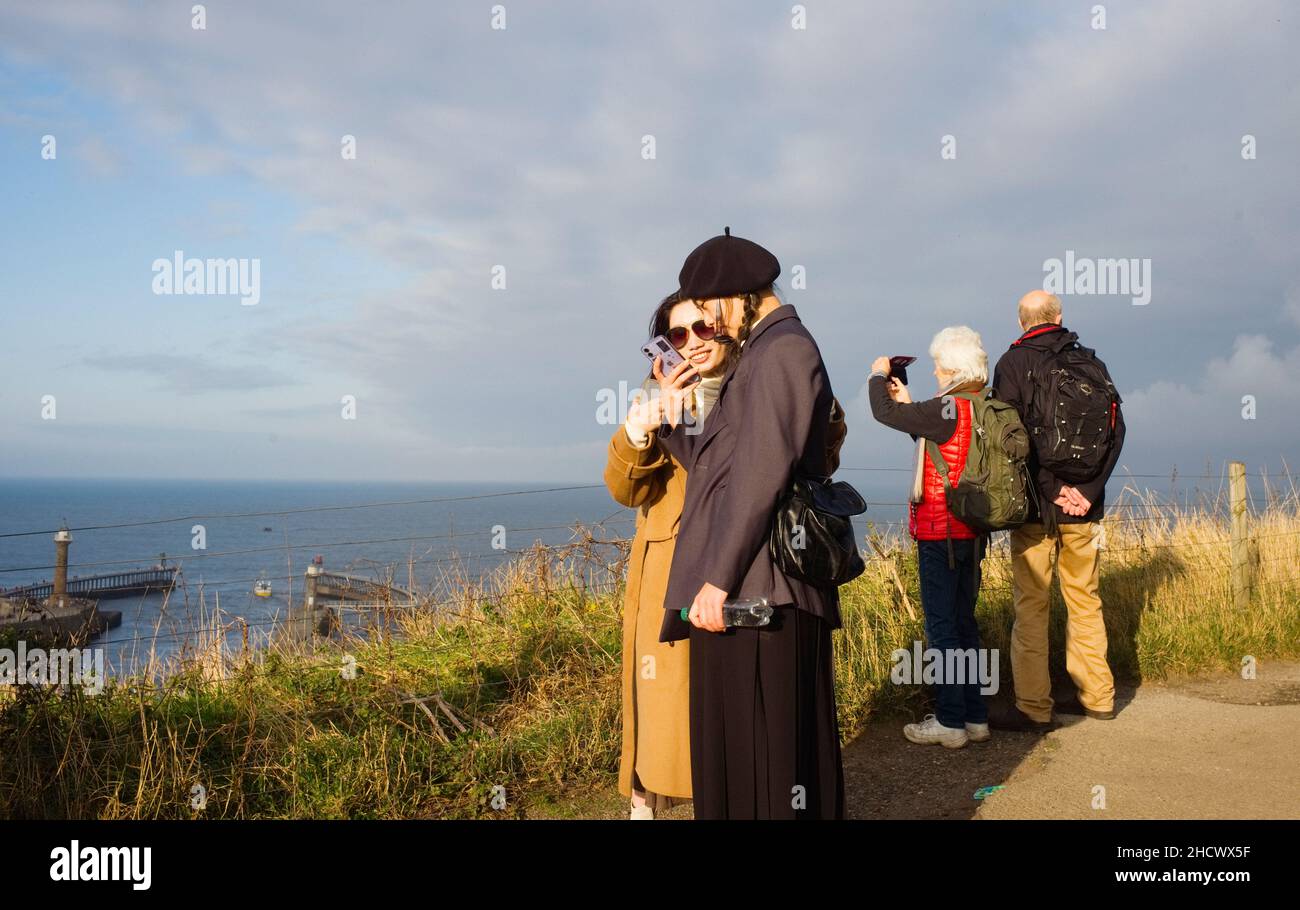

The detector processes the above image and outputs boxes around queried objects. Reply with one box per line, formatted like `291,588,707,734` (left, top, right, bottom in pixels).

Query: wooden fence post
1229,461,1253,609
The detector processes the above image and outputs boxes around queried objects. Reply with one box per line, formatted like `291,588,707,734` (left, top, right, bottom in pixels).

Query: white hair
929,325,988,386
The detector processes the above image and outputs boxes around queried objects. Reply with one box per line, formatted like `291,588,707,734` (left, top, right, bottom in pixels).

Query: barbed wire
0,483,614,540
6,469,1295,677
1,500,1281,580
7,509,1293,585
6,500,1274,587
2,468,1291,544
6,512,1295,600
29,520,1300,657
0,519,637,576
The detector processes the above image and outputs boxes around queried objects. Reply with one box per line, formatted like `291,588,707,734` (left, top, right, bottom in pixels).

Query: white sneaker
903,714,969,749
629,800,654,820
965,722,991,743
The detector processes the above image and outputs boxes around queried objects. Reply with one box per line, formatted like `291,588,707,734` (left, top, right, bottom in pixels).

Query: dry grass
2,492,1298,819
836,484,1300,733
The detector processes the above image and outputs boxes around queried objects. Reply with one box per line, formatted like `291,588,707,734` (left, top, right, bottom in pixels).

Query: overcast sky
1,1,1297,484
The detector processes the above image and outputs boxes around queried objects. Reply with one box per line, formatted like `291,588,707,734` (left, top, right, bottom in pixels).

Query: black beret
677,226,780,300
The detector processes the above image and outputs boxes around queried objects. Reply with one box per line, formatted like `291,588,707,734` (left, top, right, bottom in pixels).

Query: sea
0,476,912,675
0,470,1257,677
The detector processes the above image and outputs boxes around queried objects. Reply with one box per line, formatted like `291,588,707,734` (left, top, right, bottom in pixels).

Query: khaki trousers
1009,522,1115,721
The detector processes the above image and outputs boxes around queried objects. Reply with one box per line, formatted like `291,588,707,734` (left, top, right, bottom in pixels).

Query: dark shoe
988,705,1057,733
1055,696,1115,720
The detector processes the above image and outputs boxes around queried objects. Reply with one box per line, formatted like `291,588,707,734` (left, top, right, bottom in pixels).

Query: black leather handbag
769,474,868,588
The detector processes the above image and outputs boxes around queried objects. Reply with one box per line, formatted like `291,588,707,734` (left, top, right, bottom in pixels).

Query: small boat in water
254,576,272,598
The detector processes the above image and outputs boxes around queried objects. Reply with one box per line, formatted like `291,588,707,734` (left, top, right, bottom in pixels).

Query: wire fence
9,520,1297,672
4,469,1297,677
2,478,1292,574
2,462,1292,543
3,471,1296,822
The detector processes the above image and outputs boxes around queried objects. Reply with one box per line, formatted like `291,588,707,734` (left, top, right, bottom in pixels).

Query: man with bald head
989,290,1125,731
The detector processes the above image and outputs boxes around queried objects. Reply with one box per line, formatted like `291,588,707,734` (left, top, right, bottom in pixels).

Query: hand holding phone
646,338,700,429
642,335,700,384
889,355,917,386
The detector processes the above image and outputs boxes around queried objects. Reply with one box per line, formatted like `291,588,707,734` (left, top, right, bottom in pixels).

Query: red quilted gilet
910,396,978,541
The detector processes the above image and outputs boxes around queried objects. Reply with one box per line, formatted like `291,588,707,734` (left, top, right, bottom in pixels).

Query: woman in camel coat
604,290,846,818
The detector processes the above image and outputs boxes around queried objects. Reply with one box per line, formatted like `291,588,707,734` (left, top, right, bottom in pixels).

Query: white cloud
1122,332,1300,468
1,0,1297,479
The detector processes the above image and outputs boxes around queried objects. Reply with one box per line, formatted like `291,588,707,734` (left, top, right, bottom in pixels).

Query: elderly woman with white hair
868,326,992,749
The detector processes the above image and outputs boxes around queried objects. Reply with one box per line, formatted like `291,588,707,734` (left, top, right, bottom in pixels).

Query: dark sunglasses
666,320,718,349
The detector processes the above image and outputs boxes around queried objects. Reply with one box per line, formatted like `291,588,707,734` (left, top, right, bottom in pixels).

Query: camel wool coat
603,396,847,805
604,427,693,803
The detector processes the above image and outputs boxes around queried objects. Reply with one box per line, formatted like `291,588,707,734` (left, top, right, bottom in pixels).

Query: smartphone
889,355,917,385
642,335,700,383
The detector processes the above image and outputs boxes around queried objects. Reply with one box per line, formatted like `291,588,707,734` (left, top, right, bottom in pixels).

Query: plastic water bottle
679,596,773,628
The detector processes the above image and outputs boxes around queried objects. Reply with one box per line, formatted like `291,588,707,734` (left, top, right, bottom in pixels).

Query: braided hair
734,291,762,346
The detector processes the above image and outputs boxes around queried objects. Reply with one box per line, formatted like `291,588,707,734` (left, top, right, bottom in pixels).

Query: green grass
2,494,1299,819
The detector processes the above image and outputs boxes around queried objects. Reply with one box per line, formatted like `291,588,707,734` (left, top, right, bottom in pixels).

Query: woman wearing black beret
653,228,846,819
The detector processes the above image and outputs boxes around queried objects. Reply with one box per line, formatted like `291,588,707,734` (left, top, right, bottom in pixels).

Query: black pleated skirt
688,604,845,819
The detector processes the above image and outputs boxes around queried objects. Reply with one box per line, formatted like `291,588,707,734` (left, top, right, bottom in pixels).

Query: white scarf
910,379,984,502
692,374,724,422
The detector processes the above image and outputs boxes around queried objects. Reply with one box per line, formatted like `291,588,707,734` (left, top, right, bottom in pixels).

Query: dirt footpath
842,661,1300,820
530,662,1300,819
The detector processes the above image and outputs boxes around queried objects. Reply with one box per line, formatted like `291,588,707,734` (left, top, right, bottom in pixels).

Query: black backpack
1026,340,1121,484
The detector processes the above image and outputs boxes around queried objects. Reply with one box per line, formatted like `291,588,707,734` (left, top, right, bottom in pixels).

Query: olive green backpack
925,390,1033,535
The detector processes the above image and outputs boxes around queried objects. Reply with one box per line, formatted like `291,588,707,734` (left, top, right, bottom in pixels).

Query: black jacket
991,323,1125,525
657,304,838,642
868,374,983,445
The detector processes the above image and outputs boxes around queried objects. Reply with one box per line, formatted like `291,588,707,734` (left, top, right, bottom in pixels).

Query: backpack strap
927,392,986,570
925,438,953,486
925,439,957,570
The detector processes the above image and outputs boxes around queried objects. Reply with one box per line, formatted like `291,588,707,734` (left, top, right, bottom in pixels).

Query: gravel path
525,662,1300,819
843,661,1300,820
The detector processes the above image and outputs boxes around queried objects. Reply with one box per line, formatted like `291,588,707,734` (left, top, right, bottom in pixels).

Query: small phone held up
642,335,700,384
889,355,917,386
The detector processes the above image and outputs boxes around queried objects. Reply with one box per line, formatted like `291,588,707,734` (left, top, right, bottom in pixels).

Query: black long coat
657,304,839,643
